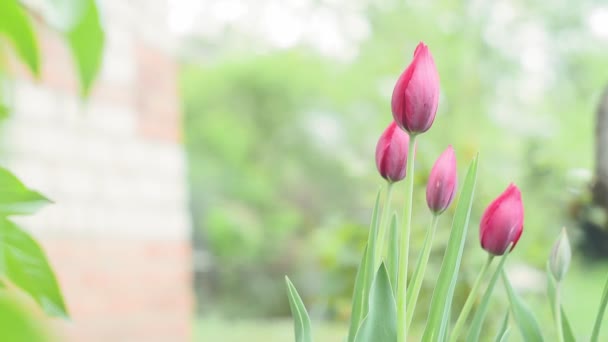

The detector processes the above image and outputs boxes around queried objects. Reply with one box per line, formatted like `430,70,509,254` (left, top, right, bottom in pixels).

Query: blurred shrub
182,0,607,323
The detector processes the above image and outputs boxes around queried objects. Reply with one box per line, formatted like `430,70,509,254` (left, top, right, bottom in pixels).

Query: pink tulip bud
479,184,524,256
375,121,410,182
391,42,440,134
426,146,457,214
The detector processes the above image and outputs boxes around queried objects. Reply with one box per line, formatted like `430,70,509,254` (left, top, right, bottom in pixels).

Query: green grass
195,317,346,342
195,259,608,341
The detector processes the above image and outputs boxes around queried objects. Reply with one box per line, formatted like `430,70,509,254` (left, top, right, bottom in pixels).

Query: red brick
134,41,181,142
40,238,193,342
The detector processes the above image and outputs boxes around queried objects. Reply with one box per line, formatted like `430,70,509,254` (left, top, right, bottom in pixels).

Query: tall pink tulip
375,121,410,182
479,184,524,256
391,42,440,134
426,146,457,214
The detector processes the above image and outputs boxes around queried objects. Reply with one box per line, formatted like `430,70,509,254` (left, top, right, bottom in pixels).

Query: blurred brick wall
4,1,192,341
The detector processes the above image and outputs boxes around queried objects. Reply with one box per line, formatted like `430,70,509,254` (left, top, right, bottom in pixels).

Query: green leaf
422,155,479,342
64,0,105,97
0,219,68,317
591,273,608,342
285,276,312,342
494,312,510,342
546,263,576,342
0,0,40,76
0,167,50,216
386,213,398,297
466,251,511,342
347,190,382,342
354,263,397,342
502,271,544,342
0,289,55,341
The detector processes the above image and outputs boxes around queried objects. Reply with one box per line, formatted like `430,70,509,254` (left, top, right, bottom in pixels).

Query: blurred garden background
1,0,608,341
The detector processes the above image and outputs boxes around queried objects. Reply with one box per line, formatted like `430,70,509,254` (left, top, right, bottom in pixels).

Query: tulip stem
375,182,395,267
397,133,417,342
405,213,439,330
449,254,494,342
591,273,608,342
554,283,565,342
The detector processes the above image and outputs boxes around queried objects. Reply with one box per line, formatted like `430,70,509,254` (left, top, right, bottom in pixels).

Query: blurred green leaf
354,263,396,342
64,0,105,97
467,251,510,342
285,276,312,342
591,274,608,342
0,219,67,317
422,155,479,342
0,0,40,76
0,167,50,216
502,271,544,342
0,288,54,342
386,213,398,297
0,103,9,121
347,189,381,342
494,312,510,342
546,262,576,342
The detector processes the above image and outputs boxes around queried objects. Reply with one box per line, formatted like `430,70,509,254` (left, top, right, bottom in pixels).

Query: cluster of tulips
285,41,608,342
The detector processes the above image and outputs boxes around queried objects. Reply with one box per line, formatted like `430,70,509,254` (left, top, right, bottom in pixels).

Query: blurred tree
182,0,608,326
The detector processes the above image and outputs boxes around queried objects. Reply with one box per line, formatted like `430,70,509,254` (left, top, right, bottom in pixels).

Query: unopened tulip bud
479,184,524,256
550,228,571,282
375,121,410,182
426,146,457,215
391,42,440,135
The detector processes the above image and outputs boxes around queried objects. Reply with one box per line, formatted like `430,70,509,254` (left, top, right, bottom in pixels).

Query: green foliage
285,276,313,342
353,263,397,342
0,219,67,317
63,0,105,97
0,0,105,335
502,271,544,342
347,190,381,341
423,156,478,341
348,245,369,342
0,166,50,216
494,313,510,342
0,0,40,76
546,263,576,342
0,0,105,97
386,213,398,297
467,252,511,342
0,289,55,342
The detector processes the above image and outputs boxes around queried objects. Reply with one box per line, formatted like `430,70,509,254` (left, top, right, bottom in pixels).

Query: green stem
449,254,494,342
397,134,417,342
555,283,564,342
405,214,439,329
375,182,395,267
591,273,608,342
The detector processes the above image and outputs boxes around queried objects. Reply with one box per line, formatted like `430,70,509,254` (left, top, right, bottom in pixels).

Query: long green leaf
591,273,608,342
0,219,67,317
285,276,312,342
386,213,398,296
494,312,510,342
354,263,397,342
0,167,50,216
0,0,40,76
422,155,479,342
502,271,544,342
0,289,55,341
546,263,576,342
347,190,382,342
64,0,105,97
466,251,511,342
